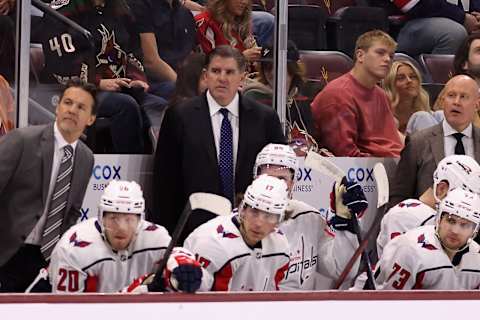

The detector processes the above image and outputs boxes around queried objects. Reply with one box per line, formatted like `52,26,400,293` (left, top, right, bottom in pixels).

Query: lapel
41,124,55,207
236,94,251,176
429,123,445,167
197,94,218,167
473,126,480,160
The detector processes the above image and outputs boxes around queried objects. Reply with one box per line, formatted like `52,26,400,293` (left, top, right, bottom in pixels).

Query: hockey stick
304,151,376,289
333,162,389,289
147,192,231,291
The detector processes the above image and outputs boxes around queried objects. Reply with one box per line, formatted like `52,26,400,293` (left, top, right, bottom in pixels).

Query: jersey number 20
57,268,80,292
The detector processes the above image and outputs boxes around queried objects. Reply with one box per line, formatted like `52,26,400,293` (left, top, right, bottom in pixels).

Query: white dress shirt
442,120,474,158
207,90,240,170
25,122,78,245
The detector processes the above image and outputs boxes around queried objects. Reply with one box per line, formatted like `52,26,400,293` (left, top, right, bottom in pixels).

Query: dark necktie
453,132,465,155
219,108,234,204
40,145,74,261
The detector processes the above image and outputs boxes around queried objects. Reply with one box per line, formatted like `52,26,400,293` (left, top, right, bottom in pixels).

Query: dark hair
60,80,98,115
206,45,246,72
454,33,480,76
170,52,207,106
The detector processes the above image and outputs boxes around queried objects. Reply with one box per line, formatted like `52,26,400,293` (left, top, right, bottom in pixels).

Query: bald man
389,75,480,208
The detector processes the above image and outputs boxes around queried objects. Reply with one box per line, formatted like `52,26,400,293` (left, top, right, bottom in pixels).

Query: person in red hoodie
310,30,403,157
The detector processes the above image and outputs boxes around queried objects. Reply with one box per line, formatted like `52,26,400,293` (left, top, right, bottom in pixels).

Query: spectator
40,0,167,154
127,0,197,99
243,41,316,156
0,80,96,292
310,30,403,157
153,46,285,240
184,175,290,291
454,32,480,85
0,74,13,136
375,188,480,290
169,52,208,108
0,0,15,83
48,180,202,293
389,75,480,207
389,0,479,56
195,0,262,62
383,60,440,135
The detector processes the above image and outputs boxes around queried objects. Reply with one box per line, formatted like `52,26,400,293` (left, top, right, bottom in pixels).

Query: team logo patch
398,202,421,208
145,224,158,231
216,225,238,238
69,232,91,248
417,234,437,250
50,0,70,10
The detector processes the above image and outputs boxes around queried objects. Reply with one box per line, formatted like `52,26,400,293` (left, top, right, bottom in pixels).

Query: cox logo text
93,165,121,180
347,167,374,182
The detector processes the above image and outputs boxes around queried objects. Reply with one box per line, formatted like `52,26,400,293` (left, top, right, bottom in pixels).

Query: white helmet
433,155,480,202
253,144,298,178
242,174,289,222
437,188,480,236
98,180,145,221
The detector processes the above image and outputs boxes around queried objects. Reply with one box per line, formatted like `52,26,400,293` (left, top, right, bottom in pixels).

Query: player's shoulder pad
286,199,321,220
136,220,171,246
262,228,290,257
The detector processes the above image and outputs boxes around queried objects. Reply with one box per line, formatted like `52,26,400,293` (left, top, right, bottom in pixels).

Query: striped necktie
40,145,74,260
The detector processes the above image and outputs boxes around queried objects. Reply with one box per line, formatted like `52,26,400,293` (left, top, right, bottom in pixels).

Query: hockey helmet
253,143,298,178
98,180,145,221
433,155,480,202
437,188,480,235
242,174,289,222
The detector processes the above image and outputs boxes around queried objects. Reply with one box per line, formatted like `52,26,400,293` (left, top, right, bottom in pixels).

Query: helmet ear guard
242,175,289,222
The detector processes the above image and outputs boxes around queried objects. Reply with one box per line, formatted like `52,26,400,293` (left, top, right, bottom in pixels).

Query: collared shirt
25,122,78,245
442,120,474,157
207,90,240,170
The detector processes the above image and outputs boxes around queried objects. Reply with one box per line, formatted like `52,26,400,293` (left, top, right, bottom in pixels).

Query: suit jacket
0,123,94,266
389,123,480,208
152,92,286,237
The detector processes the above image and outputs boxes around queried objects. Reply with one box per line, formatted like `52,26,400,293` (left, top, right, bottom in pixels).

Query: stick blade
189,192,232,216
304,150,344,181
374,163,389,208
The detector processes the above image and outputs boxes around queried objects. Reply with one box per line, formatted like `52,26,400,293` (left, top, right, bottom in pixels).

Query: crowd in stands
3,0,480,293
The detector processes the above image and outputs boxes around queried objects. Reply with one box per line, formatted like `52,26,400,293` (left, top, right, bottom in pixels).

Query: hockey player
183,175,291,291
377,155,480,258
253,144,368,290
48,180,202,293
375,188,480,290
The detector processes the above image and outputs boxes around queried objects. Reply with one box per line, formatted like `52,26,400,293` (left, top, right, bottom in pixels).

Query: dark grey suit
152,93,286,237
0,123,93,266
389,123,480,207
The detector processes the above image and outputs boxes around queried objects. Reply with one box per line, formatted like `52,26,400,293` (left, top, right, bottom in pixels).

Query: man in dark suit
389,75,480,207
0,81,96,292
153,46,285,238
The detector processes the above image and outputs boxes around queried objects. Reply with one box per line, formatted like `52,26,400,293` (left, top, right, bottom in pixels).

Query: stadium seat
304,0,356,16
288,4,328,50
419,54,455,84
326,6,389,57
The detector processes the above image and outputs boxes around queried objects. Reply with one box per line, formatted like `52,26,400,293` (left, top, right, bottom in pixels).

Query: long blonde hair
383,60,430,113
207,0,254,48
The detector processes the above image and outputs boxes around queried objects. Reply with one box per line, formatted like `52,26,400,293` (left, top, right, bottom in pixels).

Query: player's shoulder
135,220,171,246
262,228,290,256
384,199,436,224
287,199,321,219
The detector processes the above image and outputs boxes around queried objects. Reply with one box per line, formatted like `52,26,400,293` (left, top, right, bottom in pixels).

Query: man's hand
0,0,11,15
99,78,131,92
242,47,262,61
129,80,150,92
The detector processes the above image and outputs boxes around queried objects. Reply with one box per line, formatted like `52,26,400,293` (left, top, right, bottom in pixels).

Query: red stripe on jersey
413,271,425,289
213,263,233,291
84,275,98,292
274,262,290,290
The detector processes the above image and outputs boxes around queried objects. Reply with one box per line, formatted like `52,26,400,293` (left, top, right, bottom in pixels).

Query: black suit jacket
152,92,286,236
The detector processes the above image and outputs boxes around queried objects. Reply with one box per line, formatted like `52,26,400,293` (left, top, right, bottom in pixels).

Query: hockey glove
329,179,368,232
342,179,368,217
165,248,203,293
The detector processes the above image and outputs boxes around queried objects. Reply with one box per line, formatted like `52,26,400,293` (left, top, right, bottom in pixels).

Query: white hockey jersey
375,225,480,290
377,199,436,258
184,214,290,291
49,218,171,293
279,200,359,290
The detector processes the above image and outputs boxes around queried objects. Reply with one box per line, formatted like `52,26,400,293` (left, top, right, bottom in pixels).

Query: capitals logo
417,234,437,251
69,232,91,248
216,225,238,239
